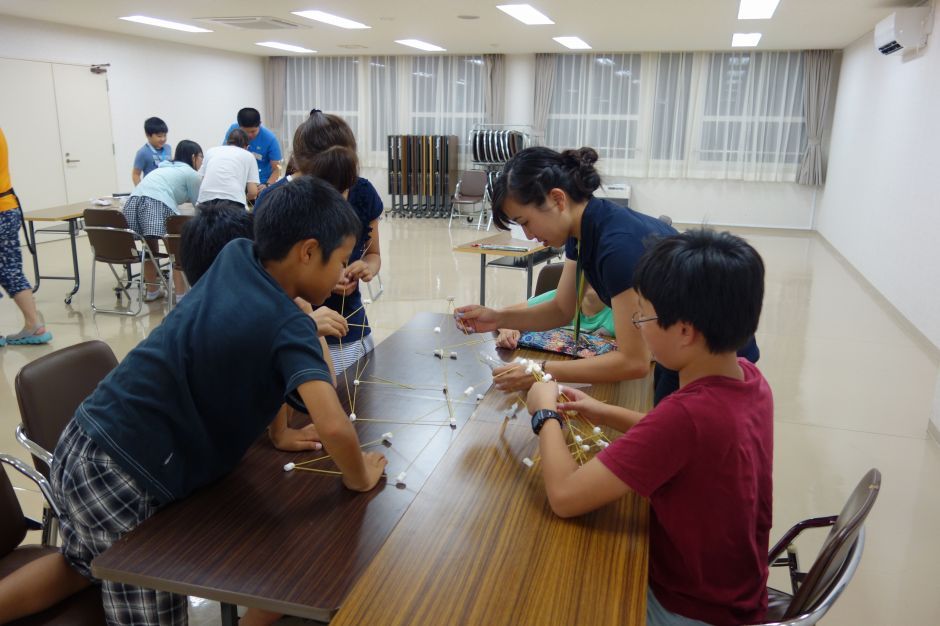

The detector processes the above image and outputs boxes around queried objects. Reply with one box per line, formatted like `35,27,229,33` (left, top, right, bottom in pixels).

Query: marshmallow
598,440,609,449
363,298,373,304
449,352,458,359
353,379,360,386
381,432,394,441
395,472,407,485
593,426,602,434
510,402,519,412
542,373,553,381
433,349,443,358
574,435,583,443
463,386,474,396
476,393,484,401
442,384,448,393
449,418,457,427
525,366,534,374
522,457,534,468
314,442,323,451
433,326,441,333
349,413,357,421
581,444,590,452
283,462,295,472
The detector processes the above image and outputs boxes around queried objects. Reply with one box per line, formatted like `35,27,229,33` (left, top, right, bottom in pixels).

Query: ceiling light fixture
496,4,554,25
396,39,446,52
553,36,591,50
119,15,211,33
256,41,316,53
291,10,370,29
737,0,781,20
731,33,762,47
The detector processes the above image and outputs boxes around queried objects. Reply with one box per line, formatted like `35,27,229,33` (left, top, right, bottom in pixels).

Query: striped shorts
123,195,174,239
51,419,188,625
328,333,375,376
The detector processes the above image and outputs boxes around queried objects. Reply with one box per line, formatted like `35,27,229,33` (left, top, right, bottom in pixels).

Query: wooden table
454,232,554,305
92,312,651,625
22,201,93,304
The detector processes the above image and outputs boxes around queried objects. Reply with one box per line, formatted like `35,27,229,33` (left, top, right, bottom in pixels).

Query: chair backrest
534,263,564,297
83,207,142,263
457,170,487,198
783,468,881,619
165,214,193,236
0,465,27,556
15,340,119,477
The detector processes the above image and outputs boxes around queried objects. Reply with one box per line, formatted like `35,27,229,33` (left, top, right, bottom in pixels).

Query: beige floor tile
1,218,938,625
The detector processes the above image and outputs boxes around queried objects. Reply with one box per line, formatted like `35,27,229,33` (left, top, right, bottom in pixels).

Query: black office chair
750,468,881,625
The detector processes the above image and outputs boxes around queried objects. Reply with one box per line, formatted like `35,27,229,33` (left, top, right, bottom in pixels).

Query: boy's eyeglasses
631,312,658,330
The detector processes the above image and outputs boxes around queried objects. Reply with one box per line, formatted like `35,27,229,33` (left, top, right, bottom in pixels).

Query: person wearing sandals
123,140,203,303
0,127,52,346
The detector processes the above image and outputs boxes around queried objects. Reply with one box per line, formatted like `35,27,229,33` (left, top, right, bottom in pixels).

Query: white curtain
284,55,486,169
533,53,556,141
284,56,359,160
263,57,287,148
483,54,505,125
546,51,807,182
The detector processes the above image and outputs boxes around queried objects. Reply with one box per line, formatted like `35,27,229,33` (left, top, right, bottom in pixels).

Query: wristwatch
531,409,563,435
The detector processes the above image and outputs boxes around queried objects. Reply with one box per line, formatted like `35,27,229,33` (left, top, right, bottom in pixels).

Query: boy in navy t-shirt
131,116,171,185
526,229,773,626
26,177,387,625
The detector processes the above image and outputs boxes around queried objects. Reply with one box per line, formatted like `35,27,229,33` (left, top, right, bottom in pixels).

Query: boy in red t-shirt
527,228,773,626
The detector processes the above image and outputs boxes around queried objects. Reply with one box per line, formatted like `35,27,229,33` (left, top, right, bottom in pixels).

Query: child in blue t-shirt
0,177,389,625
131,116,171,185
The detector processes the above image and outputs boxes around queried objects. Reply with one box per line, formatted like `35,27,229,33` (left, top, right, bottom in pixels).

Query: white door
0,58,68,210
52,64,117,203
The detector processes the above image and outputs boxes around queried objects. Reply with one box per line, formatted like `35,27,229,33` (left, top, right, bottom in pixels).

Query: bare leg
11,289,41,329
173,269,187,298
0,552,91,623
239,608,283,626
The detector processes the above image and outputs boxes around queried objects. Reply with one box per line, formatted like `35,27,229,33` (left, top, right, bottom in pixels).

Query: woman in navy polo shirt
455,146,757,403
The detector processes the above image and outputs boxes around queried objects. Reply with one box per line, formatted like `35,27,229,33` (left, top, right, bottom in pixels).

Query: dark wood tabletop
92,312,652,622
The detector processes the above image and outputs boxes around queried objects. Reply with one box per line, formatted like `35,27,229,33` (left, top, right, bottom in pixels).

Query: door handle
65,158,80,164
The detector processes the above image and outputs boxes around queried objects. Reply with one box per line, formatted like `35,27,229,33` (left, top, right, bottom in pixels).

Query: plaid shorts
122,195,175,239
51,419,188,625
329,333,375,376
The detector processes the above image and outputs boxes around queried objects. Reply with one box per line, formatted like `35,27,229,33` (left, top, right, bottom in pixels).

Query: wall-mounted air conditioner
874,7,931,55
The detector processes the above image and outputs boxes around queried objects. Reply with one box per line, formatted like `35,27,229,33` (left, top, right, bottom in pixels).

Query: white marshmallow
353,379,360,386
593,426,602,434
463,386,474,396
581,444,590,452
283,462,295,472
542,373,553,381
522,457,534,467
363,298,373,304
433,326,441,333
381,432,394,441
449,418,457,427
449,352,458,359
510,402,519,412
476,393,484,401
598,440,609,449
574,435,583,443
349,413,357,421
395,472,407,485
525,366,534,374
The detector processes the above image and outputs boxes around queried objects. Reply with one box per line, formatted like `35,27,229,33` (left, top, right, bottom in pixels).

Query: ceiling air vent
200,16,304,30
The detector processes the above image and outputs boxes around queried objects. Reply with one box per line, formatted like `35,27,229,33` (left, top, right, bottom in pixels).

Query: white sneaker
144,288,166,303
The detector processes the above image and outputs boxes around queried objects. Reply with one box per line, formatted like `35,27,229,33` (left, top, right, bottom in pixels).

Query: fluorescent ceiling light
738,0,781,20
291,10,370,29
496,4,554,25
120,15,211,33
395,39,446,52
553,36,591,50
256,41,316,53
731,32,762,47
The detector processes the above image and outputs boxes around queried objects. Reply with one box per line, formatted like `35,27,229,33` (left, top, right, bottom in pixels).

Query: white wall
815,10,940,432
0,16,265,195
500,54,817,229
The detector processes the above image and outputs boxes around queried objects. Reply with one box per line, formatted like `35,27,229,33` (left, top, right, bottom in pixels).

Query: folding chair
449,170,490,230
0,454,105,624
14,340,118,546
534,263,565,297
163,214,194,308
83,208,169,316
751,468,882,625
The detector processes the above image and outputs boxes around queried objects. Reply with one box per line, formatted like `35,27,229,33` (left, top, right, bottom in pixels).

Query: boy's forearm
317,415,371,490
596,405,644,433
538,421,580,514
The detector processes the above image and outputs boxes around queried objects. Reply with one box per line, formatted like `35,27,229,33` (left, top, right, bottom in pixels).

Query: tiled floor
1,216,938,625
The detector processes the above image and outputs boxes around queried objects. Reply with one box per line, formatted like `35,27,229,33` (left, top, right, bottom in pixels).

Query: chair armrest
0,453,61,518
768,515,838,563
16,423,52,467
